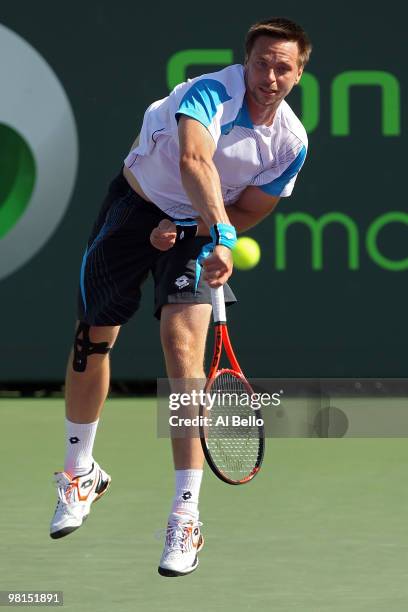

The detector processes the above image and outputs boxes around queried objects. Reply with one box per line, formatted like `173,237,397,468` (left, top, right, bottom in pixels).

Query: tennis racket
199,285,264,485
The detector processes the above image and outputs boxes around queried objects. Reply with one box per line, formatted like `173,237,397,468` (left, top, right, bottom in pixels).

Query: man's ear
294,65,304,85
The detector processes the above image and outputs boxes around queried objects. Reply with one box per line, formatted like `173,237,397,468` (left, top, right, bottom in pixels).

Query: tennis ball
232,237,261,270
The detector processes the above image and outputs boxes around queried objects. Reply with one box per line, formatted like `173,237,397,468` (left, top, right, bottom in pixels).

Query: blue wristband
209,223,237,249
194,223,237,293
194,243,214,293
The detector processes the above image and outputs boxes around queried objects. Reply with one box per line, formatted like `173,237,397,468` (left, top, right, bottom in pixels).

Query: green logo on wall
0,24,78,281
0,125,36,239
275,212,408,272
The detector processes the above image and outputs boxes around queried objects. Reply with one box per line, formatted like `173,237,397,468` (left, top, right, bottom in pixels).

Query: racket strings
204,372,263,480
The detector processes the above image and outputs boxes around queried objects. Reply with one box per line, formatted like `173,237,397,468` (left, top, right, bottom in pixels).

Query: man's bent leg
63,321,120,474
50,322,120,539
66,321,121,423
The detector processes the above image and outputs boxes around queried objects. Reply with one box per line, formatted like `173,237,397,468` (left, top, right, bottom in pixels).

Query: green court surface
1,398,408,611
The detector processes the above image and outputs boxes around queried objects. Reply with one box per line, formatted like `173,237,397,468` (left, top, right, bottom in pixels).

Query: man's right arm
178,116,229,227
177,115,233,287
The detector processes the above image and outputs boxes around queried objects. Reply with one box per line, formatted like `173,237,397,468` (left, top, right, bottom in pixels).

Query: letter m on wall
331,71,400,136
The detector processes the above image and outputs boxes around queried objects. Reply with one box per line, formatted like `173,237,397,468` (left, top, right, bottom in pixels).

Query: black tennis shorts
77,170,237,325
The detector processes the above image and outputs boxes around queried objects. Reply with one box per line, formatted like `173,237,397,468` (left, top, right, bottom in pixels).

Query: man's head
244,17,312,112
245,17,312,68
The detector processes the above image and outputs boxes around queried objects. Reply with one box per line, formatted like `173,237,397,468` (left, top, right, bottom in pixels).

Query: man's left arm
150,186,280,249
196,186,280,236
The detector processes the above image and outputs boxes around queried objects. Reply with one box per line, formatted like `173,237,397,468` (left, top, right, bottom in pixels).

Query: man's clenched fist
150,219,177,251
202,245,233,287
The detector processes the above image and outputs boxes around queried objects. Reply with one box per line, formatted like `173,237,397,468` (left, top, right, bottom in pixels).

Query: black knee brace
72,322,111,372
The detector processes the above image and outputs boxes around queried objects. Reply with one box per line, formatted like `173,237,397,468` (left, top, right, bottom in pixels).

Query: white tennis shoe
50,461,111,539
158,512,204,577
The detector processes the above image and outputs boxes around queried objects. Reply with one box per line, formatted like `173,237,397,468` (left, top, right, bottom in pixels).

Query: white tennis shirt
124,64,307,219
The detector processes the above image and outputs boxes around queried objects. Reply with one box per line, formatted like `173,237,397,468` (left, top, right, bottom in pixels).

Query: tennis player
50,17,312,577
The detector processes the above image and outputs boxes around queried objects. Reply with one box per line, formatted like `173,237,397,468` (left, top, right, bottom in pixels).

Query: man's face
244,36,303,110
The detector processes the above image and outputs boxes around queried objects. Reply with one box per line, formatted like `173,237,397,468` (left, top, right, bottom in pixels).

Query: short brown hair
245,17,312,67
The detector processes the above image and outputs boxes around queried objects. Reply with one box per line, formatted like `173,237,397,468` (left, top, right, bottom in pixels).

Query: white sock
171,469,203,518
64,418,99,476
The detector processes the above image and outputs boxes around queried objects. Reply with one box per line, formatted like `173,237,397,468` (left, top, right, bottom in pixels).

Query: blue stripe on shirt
221,97,253,134
176,79,232,127
260,145,307,196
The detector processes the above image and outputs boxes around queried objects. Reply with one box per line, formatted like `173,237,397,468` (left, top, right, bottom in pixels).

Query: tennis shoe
158,511,204,577
50,461,111,539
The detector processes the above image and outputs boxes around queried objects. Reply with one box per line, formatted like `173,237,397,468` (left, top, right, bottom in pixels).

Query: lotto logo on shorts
175,275,190,289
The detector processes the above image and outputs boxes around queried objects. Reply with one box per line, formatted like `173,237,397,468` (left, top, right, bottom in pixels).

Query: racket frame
199,286,265,485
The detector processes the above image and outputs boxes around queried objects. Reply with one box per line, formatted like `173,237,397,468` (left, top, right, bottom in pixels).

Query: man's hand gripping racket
199,285,265,485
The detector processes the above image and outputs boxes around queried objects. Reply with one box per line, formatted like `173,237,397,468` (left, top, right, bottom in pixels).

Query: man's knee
161,304,211,341
72,322,115,373
161,318,202,364
160,305,211,377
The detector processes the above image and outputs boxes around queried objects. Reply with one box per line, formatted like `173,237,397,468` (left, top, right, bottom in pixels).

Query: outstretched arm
178,116,230,227
176,116,233,287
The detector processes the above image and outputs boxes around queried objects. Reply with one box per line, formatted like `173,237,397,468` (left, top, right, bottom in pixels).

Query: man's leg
50,322,120,539
50,170,165,539
160,303,211,471
158,303,211,576
63,321,121,474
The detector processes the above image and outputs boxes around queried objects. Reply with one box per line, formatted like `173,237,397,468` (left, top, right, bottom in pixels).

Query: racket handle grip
211,286,226,323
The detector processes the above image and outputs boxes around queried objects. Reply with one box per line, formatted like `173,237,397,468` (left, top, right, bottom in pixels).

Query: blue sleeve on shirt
175,79,232,127
260,145,307,196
